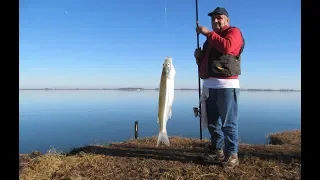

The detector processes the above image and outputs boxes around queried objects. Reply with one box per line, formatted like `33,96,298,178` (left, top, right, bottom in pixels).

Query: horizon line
19,88,301,91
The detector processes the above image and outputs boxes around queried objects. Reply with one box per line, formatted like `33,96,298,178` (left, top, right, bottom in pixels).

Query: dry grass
20,130,301,180
267,129,301,146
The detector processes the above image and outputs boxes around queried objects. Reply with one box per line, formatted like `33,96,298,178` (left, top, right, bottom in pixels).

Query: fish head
163,56,176,78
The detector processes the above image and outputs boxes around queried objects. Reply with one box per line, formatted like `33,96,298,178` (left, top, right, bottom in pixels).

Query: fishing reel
193,107,201,117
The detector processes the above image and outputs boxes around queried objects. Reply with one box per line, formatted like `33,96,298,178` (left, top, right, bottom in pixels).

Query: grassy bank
19,130,301,180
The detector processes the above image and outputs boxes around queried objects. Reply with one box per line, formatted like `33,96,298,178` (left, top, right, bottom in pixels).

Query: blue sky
19,0,301,89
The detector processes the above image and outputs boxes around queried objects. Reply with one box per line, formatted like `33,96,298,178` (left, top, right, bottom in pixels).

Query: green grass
19,129,301,180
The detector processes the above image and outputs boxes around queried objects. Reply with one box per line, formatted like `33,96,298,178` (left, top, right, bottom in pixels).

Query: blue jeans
205,88,240,155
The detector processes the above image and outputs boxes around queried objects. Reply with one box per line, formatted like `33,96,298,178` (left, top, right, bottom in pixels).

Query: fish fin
156,131,170,146
167,85,174,120
168,106,172,119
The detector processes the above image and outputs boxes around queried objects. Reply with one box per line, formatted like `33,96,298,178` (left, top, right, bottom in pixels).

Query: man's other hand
194,48,202,64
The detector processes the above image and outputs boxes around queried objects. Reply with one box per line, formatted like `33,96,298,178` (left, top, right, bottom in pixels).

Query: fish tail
156,131,170,146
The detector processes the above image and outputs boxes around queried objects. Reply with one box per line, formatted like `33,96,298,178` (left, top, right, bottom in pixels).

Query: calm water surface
19,90,301,153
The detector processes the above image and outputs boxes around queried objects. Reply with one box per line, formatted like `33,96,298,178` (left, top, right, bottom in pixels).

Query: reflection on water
19,90,301,153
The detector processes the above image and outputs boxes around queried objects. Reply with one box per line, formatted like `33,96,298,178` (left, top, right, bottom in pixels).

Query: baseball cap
208,7,229,17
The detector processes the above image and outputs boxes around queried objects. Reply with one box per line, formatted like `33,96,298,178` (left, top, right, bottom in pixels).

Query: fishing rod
193,0,203,140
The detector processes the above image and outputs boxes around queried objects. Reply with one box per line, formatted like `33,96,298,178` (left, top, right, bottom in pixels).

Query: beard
212,23,226,32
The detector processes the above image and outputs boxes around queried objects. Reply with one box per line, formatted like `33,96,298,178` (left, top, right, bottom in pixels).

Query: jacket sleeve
206,28,243,55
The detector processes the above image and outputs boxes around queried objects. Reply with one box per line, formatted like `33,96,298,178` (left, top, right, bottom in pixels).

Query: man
194,7,245,168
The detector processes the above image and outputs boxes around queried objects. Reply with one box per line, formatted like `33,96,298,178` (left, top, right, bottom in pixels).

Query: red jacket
199,26,244,79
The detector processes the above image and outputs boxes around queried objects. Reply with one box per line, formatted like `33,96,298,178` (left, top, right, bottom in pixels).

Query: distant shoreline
19,88,300,92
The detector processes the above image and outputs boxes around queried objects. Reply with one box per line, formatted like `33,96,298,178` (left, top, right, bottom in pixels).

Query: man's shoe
221,154,239,168
203,148,225,162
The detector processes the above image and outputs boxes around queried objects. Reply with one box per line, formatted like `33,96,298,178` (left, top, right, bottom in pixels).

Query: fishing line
164,0,168,57
164,0,167,29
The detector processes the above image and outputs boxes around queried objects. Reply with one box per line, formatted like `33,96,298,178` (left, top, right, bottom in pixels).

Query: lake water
19,90,301,154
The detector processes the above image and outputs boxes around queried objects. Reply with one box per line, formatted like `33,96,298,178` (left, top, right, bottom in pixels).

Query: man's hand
194,48,202,59
196,26,210,36
194,48,202,64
